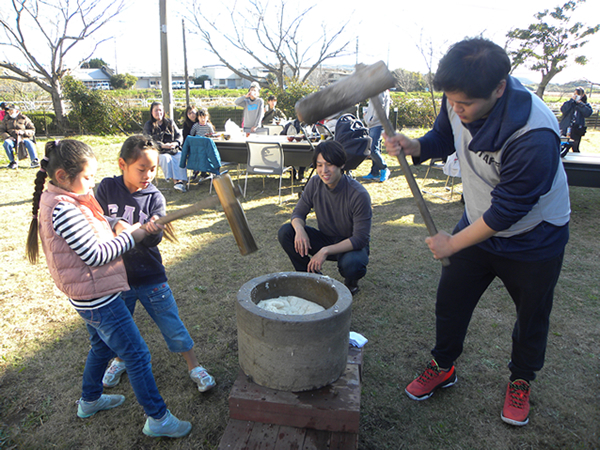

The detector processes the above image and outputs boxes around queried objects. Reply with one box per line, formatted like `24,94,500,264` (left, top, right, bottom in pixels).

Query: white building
69,67,114,88
193,66,247,89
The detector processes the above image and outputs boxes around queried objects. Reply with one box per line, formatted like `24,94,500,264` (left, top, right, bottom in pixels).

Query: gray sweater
291,174,372,250
234,96,265,129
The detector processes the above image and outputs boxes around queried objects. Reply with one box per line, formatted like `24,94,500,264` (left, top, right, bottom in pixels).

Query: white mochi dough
256,296,325,315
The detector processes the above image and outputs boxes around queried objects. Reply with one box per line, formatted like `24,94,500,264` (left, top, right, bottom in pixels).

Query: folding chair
180,136,223,192
420,156,461,202
244,141,294,204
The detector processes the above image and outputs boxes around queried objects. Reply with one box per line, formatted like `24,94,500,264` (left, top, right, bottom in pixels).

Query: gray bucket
236,272,352,391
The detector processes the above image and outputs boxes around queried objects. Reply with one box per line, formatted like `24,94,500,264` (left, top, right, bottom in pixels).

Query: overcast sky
56,0,600,85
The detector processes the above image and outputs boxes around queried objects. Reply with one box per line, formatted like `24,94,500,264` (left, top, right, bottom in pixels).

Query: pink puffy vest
38,184,130,301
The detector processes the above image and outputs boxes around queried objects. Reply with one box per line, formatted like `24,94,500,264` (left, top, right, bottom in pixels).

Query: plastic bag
224,119,243,138
443,152,461,177
17,140,28,160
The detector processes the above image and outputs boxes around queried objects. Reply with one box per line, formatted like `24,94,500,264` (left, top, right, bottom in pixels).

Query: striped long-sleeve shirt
190,122,215,137
52,201,135,309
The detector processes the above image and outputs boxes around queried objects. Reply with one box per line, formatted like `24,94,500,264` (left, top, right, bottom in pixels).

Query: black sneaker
8,161,17,169
30,159,40,168
344,278,359,295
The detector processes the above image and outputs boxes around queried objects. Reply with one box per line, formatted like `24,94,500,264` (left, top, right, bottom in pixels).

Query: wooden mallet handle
154,196,221,225
371,98,450,267
153,177,257,256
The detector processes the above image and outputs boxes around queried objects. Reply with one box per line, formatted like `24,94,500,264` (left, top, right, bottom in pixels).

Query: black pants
432,244,564,382
571,136,581,153
277,223,369,282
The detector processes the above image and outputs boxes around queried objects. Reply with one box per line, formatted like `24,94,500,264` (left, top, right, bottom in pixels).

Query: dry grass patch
1,130,599,449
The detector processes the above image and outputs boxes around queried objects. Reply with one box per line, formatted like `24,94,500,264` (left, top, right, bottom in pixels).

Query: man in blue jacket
385,38,570,427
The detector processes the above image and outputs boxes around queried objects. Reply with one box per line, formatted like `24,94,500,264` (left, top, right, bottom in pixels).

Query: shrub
62,75,141,135
23,111,57,136
264,79,318,120
110,73,137,90
390,92,441,129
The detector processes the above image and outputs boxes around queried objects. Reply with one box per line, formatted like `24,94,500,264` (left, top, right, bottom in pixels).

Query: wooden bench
218,347,363,449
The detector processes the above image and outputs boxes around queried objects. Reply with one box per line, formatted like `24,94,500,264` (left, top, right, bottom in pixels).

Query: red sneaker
501,380,530,426
405,359,457,401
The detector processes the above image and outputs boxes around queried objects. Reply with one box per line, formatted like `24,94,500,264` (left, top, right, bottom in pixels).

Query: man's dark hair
433,38,511,99
313,140,346,168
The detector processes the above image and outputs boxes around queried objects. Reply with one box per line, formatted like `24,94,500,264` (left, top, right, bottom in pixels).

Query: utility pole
182,19,190,108
159,0,173,119
114,37,118,74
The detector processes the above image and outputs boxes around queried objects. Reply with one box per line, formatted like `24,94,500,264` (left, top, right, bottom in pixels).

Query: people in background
559,87,593,153
362,90,391,183
235,82,264,132
189,108,216,182
143,101,187,192
96,135,216,395
263,95,285,125
190,107,215,137
181,105,198,142
1,104,39,169
277,140,372,296
385,38,570,428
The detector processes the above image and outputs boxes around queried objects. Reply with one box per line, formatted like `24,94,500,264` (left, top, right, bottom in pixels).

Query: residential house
70,67,114,89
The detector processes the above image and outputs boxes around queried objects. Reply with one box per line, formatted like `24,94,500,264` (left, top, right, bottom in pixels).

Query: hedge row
25,106,246,136
26,92,442,136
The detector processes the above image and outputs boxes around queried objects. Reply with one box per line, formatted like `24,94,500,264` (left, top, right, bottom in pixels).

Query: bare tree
416,34,447,116
188,0,352,88
506,0,599,98
0,0,125,130
392,68,426,94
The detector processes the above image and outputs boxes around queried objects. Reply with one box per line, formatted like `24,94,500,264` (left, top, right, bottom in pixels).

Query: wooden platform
218,420,358,450
218,347,363,450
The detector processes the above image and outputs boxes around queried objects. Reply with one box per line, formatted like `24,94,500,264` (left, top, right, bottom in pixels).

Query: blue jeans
4,138,37,162
121,283,194,354
278,223,369,282
77,298,167,419
367,126,387,176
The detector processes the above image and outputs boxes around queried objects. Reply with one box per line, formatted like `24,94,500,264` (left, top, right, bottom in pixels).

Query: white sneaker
77,394,125,418
143,410,192,438
102,359,127,387
174,182,187,193
189,366,216,393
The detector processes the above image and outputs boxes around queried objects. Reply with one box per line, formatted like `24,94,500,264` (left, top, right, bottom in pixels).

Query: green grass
0,130,599,449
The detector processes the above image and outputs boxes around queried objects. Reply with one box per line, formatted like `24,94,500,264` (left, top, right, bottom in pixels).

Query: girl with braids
95,135,216,394
143,101,188,192
26,140,192,438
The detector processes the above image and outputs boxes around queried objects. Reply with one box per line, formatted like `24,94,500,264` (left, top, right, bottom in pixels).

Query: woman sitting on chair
144,101,187,192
